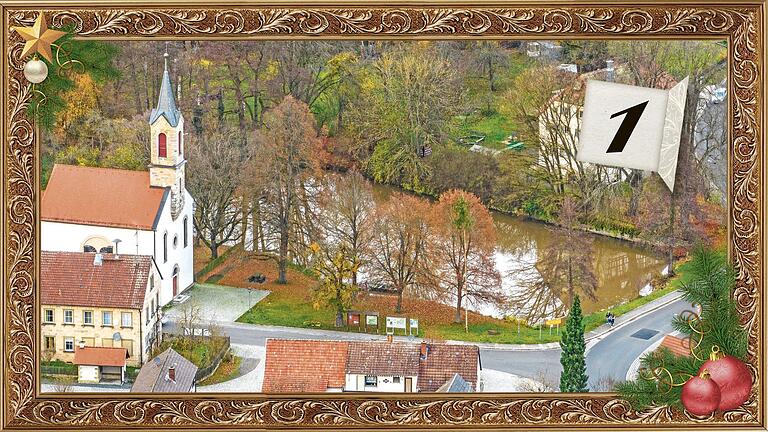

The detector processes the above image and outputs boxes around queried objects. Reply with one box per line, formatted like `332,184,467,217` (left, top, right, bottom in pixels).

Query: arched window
158,133,167,158
183,216,188,248
178,131,183,157
83,245,97,253
163,232,168,263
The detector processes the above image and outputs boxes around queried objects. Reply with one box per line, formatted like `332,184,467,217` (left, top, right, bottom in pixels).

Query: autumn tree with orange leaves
425,190,504,323
246,96,322,284
366,193,432,314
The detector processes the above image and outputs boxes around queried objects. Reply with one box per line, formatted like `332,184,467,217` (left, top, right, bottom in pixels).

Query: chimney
168,364,176,382
606,59,615,82
112,238,122,259
386,334,393,343
93,253,103,266
420,341,428,359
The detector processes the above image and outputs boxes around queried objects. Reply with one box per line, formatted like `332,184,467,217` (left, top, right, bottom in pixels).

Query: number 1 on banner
606,100,649,153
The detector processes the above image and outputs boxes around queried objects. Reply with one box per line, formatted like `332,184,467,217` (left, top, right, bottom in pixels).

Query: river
368,181,666,323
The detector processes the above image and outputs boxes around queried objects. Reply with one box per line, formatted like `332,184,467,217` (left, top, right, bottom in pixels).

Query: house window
122,339,133,357
43,309,54,323
64,337,74,352
83,310,93,326
63,309,74,324
364,376,377,387
83,245,97,253
102,311,113,327
121,312,133,328
163,232,168,263
44,336,55,351
393,377,401,384
99,246,113,254
158,133,167,158
178,131,183,157
183,216,189,247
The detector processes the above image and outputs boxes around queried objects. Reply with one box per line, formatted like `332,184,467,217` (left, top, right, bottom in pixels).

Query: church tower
149,50,186,219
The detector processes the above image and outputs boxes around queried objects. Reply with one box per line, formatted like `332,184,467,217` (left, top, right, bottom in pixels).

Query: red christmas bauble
699,349,752,411
681,369,721,416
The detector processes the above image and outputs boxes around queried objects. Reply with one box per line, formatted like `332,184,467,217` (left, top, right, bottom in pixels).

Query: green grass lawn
198,356,243,386
236,289,338,330
453,111,518,150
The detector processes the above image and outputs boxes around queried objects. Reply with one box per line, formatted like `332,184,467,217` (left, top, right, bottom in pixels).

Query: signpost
386,316,407,335
545,317,563,336
409,318,419,336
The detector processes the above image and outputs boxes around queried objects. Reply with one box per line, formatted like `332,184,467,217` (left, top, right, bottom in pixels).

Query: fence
41,364,77,376
194,336,231,382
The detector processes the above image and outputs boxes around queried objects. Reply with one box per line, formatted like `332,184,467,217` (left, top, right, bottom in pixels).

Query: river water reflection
368,181,666,323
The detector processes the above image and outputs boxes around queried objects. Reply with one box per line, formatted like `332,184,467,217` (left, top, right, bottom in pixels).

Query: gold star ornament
12,13,66,62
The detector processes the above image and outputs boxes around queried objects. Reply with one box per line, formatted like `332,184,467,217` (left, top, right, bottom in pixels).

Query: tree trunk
278,226,289,284
335,310,344,328
454,291,463,324
396,289,403,314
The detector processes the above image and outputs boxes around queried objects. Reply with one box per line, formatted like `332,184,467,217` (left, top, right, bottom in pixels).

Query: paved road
585,297,688,390
162,289,690,392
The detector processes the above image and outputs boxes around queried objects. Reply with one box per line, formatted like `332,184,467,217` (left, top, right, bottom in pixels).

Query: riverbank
199,247,693,345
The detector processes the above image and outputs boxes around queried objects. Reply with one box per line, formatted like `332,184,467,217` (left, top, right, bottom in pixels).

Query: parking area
164,283,269,323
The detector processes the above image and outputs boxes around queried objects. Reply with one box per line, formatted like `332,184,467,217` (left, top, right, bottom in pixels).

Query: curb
195,290,686,352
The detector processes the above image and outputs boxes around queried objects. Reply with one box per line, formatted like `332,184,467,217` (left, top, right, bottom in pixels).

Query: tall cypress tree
559,295,588,392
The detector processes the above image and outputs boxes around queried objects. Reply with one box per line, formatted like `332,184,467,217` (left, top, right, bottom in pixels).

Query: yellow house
41,251,162,368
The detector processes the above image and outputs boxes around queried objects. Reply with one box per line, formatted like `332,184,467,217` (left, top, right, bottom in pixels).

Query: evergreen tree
559,295,589,392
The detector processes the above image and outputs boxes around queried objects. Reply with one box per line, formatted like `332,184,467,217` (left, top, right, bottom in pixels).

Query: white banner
577,77,689,191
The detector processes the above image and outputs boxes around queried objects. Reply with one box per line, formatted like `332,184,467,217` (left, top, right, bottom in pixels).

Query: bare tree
320,171,375,286
187,125,253,259
366,193,431,313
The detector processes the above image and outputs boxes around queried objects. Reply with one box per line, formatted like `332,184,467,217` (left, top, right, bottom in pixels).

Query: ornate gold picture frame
2,1,765,429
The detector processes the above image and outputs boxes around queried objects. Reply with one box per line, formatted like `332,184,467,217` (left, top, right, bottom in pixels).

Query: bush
586,216,639,237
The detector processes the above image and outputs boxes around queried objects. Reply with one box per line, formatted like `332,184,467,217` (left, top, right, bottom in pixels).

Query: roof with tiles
42,164,167,230
346,341,420,377
418,344,480,393
41,251,153,310
658,334,691,358
73,346,129,367
131,348,197,393
262,339,348,393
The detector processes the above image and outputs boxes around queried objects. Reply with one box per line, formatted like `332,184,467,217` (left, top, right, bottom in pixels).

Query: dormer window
158,133,167,158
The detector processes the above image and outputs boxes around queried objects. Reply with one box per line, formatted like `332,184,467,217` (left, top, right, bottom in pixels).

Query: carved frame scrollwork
2,3,764,429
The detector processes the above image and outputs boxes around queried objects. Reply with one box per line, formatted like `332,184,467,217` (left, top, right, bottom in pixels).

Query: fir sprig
616,247,748,411
29,24,120,130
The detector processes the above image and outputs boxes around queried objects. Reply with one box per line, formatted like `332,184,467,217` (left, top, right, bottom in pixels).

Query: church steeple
149,50,181,128
148,48,186,219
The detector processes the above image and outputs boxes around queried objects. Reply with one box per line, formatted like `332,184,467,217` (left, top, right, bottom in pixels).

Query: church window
158,133,167,158
163,232,168,263
178,131,183,157
173,235,178,249
183,216,188,248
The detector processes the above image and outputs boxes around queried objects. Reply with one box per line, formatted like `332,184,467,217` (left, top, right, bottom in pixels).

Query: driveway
165,283,269,324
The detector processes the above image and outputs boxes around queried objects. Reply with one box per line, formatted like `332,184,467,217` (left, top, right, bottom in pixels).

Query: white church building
42,52,194,308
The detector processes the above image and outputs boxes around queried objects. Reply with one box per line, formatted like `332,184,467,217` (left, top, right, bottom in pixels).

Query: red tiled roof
418,344,479,392
73,346,128,367
658,335,691,358
346,342,420,376
263,340,348,393
41,251,152,309
42,164,167,230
